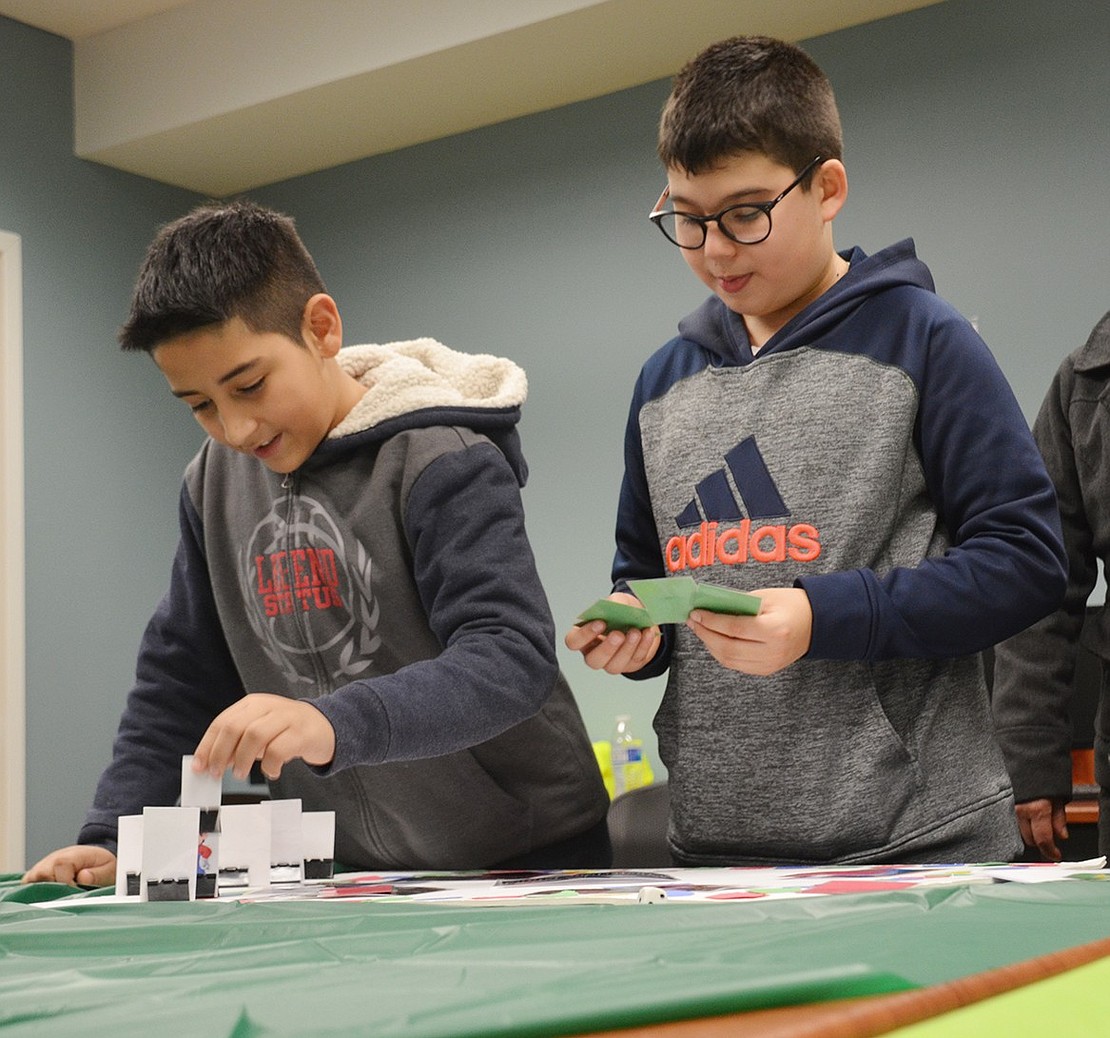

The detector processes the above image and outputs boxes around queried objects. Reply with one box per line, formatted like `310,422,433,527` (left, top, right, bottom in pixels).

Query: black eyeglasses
649,156,824,249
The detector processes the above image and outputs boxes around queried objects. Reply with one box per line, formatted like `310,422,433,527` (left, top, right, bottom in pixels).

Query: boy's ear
816,159,848,222
303,293,343,357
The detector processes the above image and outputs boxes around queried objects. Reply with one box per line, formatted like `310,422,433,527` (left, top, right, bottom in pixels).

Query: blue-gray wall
6,0,1109,864
1,17,202,864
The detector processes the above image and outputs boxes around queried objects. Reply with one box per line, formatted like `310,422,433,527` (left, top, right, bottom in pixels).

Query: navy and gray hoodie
80,339,608,869
614,239,1067,865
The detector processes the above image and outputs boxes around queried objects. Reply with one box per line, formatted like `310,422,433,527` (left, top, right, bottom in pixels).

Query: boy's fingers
632,629,660,666
258,732,299,780
197,699,267,776
602,630,645,674
233,717,290,780
192,723,225,774
688,610,752,639
198,725,238,777
51,861,78,886
23,846,117,887
578,625,660,673
193,696,333,782
77,861,117,888
565,622,605,652
580,633,622,671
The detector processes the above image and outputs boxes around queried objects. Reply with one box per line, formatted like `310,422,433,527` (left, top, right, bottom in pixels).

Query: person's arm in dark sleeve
310,441,566,767
78,486,245,853
800,314,1067,661
609,378,674,680
993,353,1095,807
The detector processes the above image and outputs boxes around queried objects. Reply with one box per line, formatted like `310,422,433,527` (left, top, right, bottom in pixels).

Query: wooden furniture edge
575,934,1110,1038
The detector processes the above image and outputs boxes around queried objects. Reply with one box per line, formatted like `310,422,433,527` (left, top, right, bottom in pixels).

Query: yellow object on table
593,739,654,800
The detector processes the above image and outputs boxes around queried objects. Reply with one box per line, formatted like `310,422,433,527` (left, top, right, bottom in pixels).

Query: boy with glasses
566,35,1066,865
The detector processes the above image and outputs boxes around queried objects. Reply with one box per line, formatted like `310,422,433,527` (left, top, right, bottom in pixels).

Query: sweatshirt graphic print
243,493,381,688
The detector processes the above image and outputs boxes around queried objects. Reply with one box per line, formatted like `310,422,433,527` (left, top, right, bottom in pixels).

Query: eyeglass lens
651,156,823,249
655,207,771,248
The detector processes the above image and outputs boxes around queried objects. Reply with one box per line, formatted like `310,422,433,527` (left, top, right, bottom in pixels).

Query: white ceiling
1,0,945,196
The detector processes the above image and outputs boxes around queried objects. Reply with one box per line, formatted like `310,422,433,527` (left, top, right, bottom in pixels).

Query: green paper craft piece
627,576,700,623
576,578,761,632
689,581,762,617
574,599,654,632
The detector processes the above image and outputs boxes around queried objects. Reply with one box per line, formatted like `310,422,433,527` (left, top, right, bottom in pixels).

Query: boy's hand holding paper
687,586,813,677
575,577,761,630
568,579,763,679
573,598,654,632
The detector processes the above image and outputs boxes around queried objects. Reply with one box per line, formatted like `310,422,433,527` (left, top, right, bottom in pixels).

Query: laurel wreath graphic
239,493,381,689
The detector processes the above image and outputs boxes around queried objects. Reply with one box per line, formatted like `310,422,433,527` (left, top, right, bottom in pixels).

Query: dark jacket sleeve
992,348,1101,802
801,310,1067,660
609,371,675,680
309,440,562,767
78,486,245,852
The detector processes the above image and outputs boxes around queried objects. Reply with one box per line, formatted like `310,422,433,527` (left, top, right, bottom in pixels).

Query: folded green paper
576,577,761,631
574,599,655,632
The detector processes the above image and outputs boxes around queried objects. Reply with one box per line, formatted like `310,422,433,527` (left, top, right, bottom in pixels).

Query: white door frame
0,230,26,872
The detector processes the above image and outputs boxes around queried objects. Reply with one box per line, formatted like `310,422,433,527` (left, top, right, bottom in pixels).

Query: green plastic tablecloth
2,875,1110,1037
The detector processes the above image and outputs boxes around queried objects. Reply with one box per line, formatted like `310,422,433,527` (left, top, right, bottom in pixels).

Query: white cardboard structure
113,756,335,900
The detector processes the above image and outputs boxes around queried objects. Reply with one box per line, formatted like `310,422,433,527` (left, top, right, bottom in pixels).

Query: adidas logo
665,520,821,572
667,436,821,572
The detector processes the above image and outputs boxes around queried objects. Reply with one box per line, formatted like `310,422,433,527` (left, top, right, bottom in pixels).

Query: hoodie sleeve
991,348,1098,802
308,439,561,766
798,305,1067,661
609,366,676,679
606,339,725,679
78,485,245,852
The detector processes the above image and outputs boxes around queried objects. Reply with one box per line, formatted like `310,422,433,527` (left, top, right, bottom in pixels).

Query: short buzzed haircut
119,200,326,354
659,35,843,178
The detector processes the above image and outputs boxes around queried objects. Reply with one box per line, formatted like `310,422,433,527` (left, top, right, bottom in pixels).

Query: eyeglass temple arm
648,185,670,218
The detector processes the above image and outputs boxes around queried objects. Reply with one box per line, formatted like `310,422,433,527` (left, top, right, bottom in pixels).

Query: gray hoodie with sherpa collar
80,339,608,869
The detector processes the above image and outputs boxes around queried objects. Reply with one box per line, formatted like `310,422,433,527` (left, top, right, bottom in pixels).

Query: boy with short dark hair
566,35,1066,865
26,200,609,886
